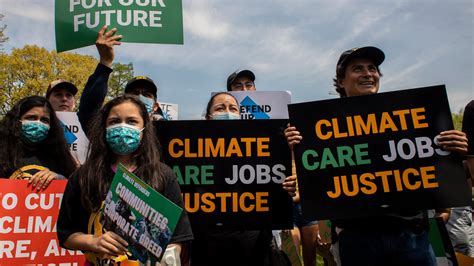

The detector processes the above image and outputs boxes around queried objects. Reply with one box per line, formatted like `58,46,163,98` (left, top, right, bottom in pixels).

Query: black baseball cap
125,76,158,99
46,80,78,98
226,70,255,91
337,46,385,69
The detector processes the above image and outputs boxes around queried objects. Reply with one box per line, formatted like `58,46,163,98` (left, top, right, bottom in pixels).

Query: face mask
21,120,50,143
106,123,144,155
211,112,240,120
138,94,154,114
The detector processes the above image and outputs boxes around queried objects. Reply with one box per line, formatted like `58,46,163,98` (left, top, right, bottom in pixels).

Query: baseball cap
336,46,385,69
125,76,158,99
226,70,255,91
45,80,78,98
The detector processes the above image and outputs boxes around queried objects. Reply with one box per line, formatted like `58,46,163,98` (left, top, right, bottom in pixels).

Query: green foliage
0,44,135,114
107,62,134,101
452,109,464,131
0,45,98,114
0,14,8,49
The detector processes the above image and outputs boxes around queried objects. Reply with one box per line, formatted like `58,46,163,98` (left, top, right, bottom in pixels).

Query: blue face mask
106,123,144,155
138,94,155,114
211,112,241,120
21,120,50,143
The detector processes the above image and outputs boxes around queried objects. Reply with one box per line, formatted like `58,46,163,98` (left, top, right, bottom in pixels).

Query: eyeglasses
231,82,255,90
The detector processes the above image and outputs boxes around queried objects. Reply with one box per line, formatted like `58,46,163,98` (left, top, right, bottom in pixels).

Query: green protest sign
102,164,183,264
55,0,183,52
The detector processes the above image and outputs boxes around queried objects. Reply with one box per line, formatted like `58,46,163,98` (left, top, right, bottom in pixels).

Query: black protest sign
155,119,293,231
288,85,470,220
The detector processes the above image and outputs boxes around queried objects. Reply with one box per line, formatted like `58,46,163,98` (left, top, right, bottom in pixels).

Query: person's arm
436,130,468,155
282,152,298,197
284,123,303,152
462,101,474,184
434,208,451,223
467,157,474,185
63,231,128,257
77,25,121,136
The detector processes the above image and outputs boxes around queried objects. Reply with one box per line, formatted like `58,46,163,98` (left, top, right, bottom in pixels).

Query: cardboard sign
212,91,292,119
0,180,86,265
288,85,471,220
158,102,178,120
155,119,293,232
56,111,89,164
102,164,183,264
55,0,184,52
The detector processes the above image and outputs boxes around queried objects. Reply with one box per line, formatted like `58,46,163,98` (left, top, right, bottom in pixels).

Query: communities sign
288,85,471,220
55,0,184,52
0,180,85,265
102,164,183,264
155,120,293,232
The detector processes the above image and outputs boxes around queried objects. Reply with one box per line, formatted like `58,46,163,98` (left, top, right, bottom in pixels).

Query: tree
452,108,464,131
0,14,8,49
0,45,97,114
107,62,134,101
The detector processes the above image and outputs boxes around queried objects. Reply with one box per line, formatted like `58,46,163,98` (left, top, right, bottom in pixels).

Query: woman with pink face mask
0,96,76,191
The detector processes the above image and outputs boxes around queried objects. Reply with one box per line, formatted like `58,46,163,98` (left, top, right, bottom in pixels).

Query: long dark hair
79,95,164,212
0,96,76,178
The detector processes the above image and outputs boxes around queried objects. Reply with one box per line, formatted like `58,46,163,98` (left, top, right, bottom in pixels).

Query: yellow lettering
169,139,183,158
315,119,333,140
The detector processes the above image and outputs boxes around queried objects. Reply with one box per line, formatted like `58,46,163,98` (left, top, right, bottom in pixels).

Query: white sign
159,102,179,120
55,112,89,165
212,91,292,119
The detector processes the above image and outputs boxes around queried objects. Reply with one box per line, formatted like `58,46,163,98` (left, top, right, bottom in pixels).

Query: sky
1,0,473,119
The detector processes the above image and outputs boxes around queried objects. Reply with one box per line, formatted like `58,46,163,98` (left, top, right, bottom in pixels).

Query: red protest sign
0,179,86,265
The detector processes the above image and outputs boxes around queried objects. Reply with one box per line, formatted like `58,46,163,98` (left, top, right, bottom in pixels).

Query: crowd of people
1,26,473,266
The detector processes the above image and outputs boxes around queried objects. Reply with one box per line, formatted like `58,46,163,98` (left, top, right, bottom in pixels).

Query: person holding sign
57,95,193,265
0,96,76,190
285,46,468,265
45,79,90,166
189,92,296,265
78,26,167,137
46,79,78,112
445,100,474,257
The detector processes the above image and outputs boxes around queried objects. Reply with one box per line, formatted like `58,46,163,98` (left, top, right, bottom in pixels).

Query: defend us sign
213,91,292,119
155,119,293,232
288,85,471,220
55,0,184,52
56,111,89,164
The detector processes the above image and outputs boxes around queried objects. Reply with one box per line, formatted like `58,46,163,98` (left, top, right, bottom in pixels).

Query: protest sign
0,180,86,265
102,164,183,264
56,111,89,164
288,85,471,220
55,0,184,52
155,119,293,232
158,102,178,120
212,91,291,119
